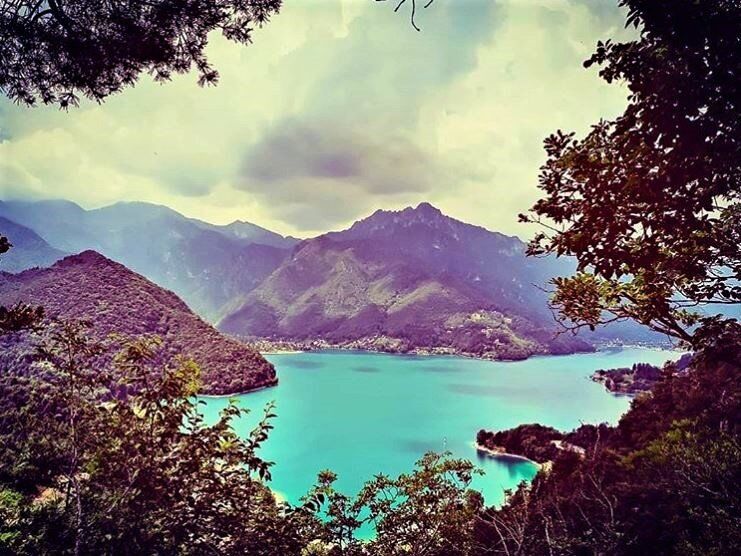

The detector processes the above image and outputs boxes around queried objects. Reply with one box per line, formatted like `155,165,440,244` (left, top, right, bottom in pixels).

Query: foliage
0,321,319,554
0,0,283,108
591,361,663,394
0,0,435,109
0,317,492,555
521,0,740,350
0,250,276,395
302,452,486,556
477,425,564,464
480,343,740,555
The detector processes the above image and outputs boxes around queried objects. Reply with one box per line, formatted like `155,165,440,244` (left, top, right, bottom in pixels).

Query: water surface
202,347,677,506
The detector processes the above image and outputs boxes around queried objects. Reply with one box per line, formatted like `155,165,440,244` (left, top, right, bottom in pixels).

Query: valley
0,199,663,375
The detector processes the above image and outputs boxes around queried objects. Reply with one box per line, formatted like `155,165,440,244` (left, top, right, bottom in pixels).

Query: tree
0,0,431,109
0,0,283,108
0,321,320,554
0,236,43,333
521,0,740,350
302,452,485,556
481,2,741,553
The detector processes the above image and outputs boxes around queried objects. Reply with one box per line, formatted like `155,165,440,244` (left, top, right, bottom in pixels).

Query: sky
0,0,634,239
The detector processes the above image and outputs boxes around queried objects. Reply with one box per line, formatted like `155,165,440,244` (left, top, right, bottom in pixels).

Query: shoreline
208,343,682,398
243,337,682,364
474,442,542,468
198,378,279,399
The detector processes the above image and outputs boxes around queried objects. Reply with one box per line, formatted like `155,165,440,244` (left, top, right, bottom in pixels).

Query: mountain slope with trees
219,202,594,359
0,200,297,320
0,250,276,395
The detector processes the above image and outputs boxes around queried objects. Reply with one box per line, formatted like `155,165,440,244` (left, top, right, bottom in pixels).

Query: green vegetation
1,314,737,555
484,1,741,552
0,251,276,395
0,317,488,554
591,362,663,395
0,0,737,553
520,0,739,352
479,348,740,555
0,321,319,554
477,425,564,464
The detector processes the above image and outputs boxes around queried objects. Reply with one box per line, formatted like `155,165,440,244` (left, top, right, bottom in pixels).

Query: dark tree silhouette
0,0,282,108
521,0,740,349
0,0,435,109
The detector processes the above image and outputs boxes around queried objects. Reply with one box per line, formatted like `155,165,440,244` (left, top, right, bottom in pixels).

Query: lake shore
474,442,542,468
199,347,668,507
246,336,679,363
198,378,279,399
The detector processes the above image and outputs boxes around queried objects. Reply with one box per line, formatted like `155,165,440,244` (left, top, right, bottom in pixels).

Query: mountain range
0,200,298,320
0,217,68,273
0,199,662,361
219,203,590,359
0,251,276,395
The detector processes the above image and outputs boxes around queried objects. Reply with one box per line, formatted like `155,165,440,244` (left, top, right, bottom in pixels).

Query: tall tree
521,0,740,350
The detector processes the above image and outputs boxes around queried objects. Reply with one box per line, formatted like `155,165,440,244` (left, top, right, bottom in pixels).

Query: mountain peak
50,250,125,273
413,201,443,216
326,202,459,243
61,249,113,265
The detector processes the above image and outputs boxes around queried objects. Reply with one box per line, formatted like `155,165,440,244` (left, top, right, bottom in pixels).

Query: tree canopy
0,0,283,108
521,0,740,350
0,0,432,109
0,236,44,332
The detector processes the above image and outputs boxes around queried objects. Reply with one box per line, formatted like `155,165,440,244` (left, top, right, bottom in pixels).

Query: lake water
202,347,677,508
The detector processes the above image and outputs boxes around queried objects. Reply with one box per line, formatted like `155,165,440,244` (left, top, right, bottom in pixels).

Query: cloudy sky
0,0,633,239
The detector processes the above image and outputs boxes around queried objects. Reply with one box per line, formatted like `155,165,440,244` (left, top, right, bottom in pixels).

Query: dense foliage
0,250,276,395
480,342,740,555
2,315,737,555
0,0,429,108
0,322,323,554
591,361,663,394
0,318,489,554
521,0,740,350
0,0,283,108
477,425,564,464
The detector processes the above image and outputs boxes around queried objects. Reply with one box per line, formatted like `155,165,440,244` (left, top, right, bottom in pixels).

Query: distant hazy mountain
194,219,299,249
0,251,276,395
219,203,593,359
0,216,68,272
0,200,298,320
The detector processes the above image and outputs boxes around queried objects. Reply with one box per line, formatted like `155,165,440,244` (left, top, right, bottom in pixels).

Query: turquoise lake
202,347,678,507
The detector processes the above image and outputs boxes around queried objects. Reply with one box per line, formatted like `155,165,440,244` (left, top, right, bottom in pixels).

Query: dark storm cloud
238,121,440,229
